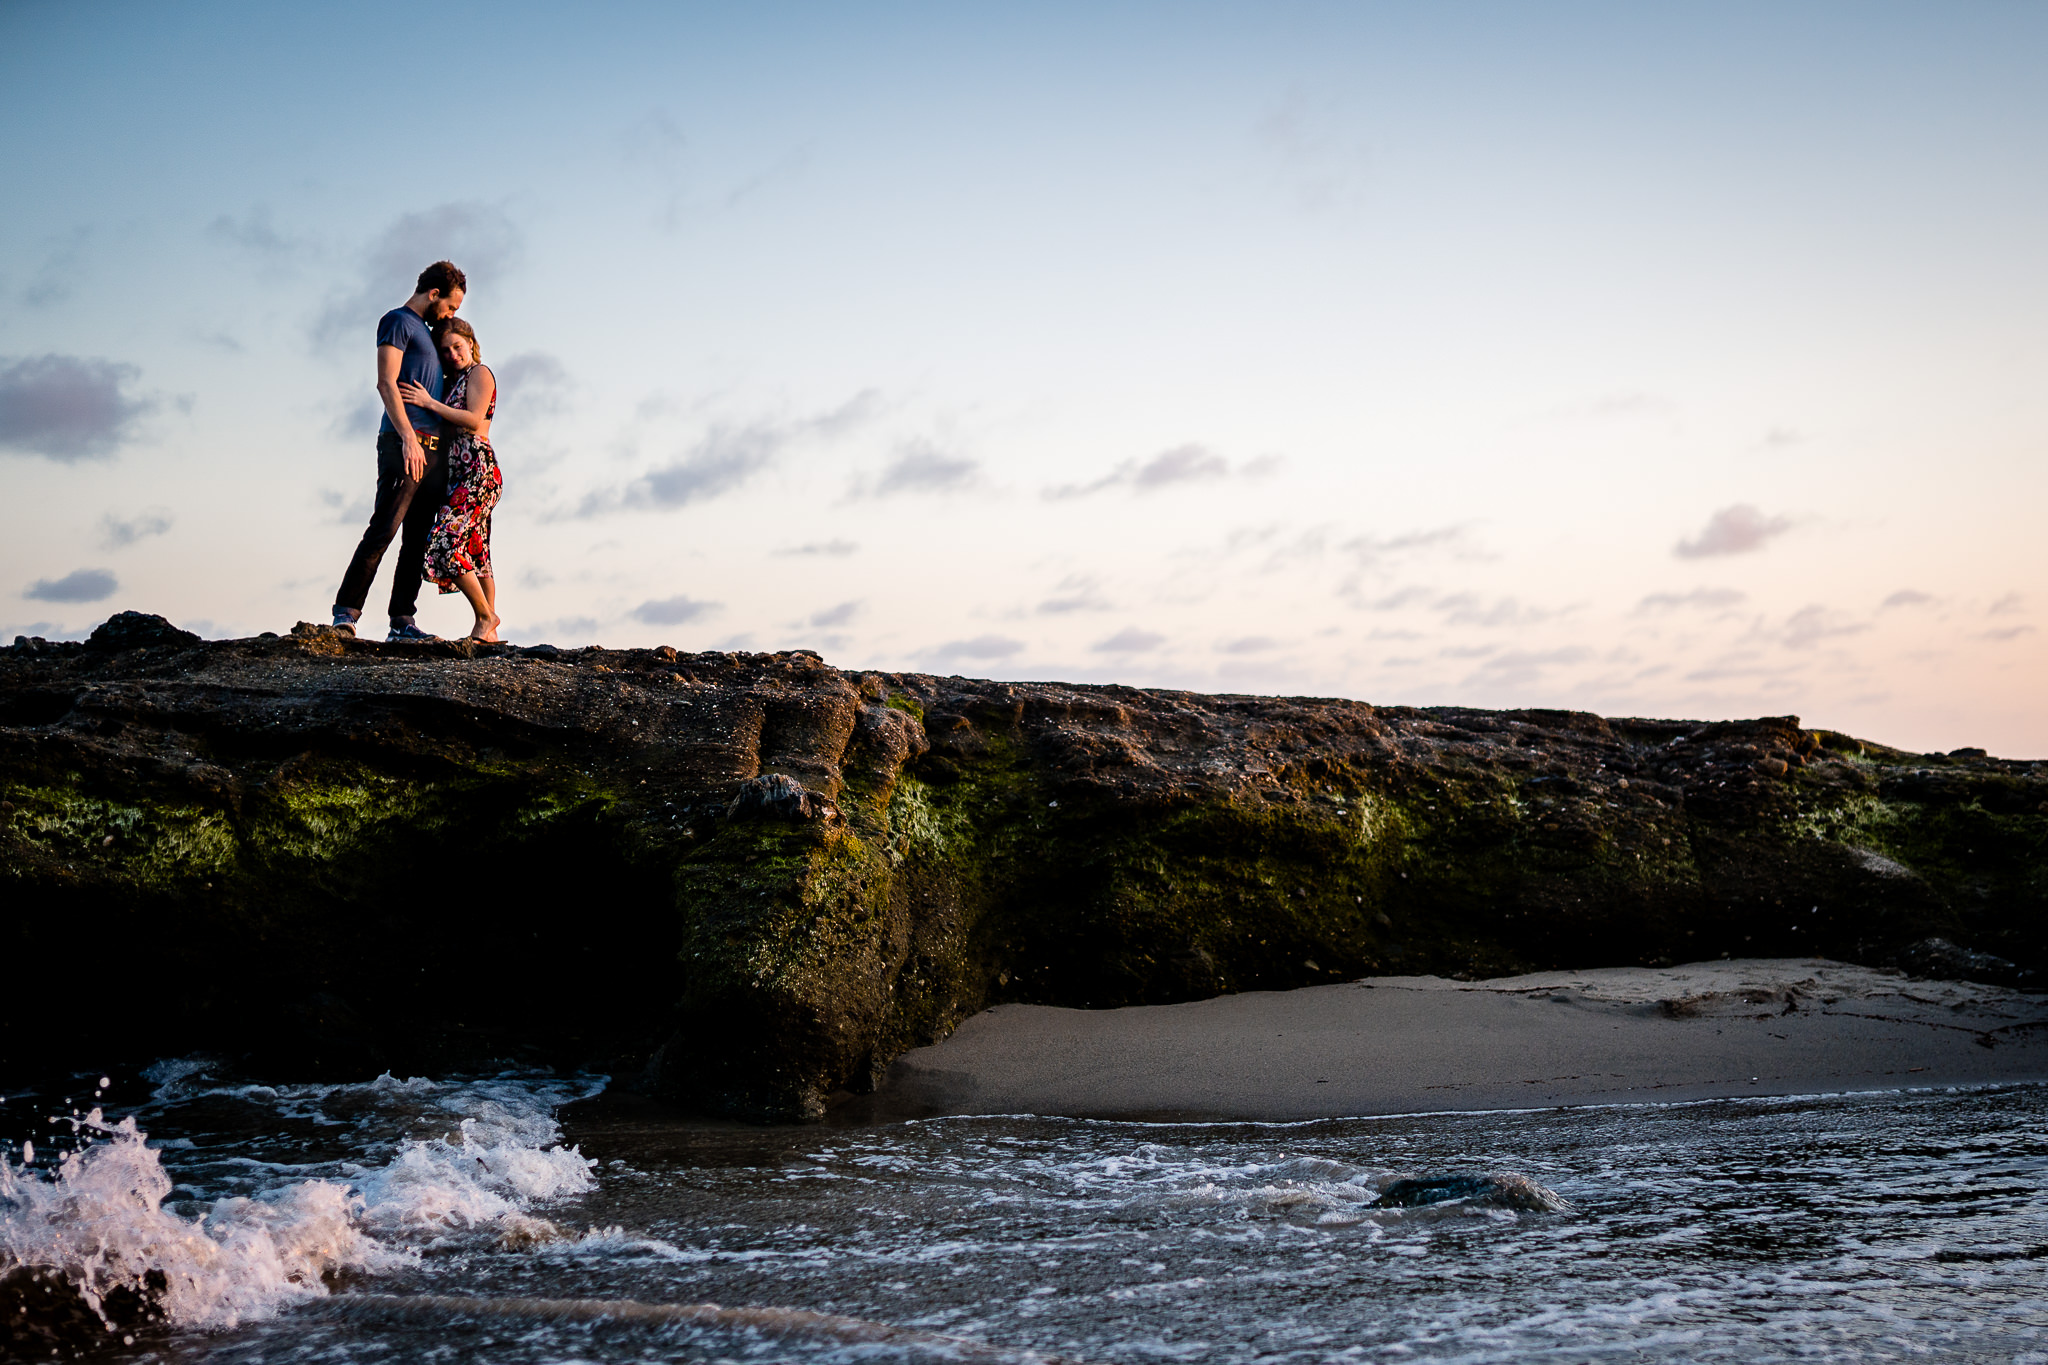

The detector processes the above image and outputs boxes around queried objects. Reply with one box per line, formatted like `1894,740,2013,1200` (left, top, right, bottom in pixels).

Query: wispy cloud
1092,627,1166,654
1780,605,1868,650
316,487,373,526
619,109,693,230
633,595,720,626
1988,592,2025,616
1037,575,1111,614
207,206,300,259
0,355,156,461
1435,594,1563,628
924,634,1025,665
1355,585,1434,612
493,352,573,418
807,600,860,628
574,391,878,518
774,539,859,557
25,568,118,603
99,509,172,549
1881,589,1935,610
1045,443,1273,500
518,615,603,645
1341,525,1471,569
1251,91,1371,215
1217,635,1277,654
1130,444,1229,490
19,227,91,309
848,437,979,499
630,426,795,509
621,109,689,166
620,109,820,230
1458,646,1593,688
1344,580,1565,629
1210,522,1336,574
1331,525,1479,604
332,395,383,441
315,203,523,347
1675,504,1793,559
1636,587,1746,613
1683,650,1802,685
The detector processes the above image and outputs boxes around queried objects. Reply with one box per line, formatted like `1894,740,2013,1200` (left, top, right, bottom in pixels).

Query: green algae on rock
3,613,2043,1121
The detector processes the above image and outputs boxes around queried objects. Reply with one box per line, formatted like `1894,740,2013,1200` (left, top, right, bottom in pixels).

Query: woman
398,318,501,641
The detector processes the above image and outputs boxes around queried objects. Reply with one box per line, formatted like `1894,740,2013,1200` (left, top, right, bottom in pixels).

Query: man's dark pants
334,430,446,623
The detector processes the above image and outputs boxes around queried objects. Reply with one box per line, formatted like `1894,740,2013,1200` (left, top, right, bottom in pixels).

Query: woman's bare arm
397,369,493,436
462,366,494,439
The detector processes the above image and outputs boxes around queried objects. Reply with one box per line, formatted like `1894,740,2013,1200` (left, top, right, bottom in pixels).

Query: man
330,260,466,641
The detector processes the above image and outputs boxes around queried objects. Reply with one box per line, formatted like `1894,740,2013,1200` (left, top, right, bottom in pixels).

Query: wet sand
854,959,2048,1121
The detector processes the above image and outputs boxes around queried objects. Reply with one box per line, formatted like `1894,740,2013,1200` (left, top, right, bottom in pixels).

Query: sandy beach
852,958,2048,1122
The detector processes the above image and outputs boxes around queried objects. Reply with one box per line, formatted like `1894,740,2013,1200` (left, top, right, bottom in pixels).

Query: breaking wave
0,1070,598,1345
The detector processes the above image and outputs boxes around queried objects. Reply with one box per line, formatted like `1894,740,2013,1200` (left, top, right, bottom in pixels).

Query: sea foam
351,1093,597,1241
0,1073,597,1341
0,1111,384,1334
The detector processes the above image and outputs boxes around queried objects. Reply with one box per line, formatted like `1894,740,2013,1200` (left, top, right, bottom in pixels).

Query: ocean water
3,1063,2045,1364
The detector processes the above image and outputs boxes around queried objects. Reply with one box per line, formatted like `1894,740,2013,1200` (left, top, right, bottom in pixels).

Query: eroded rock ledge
3,613,2043,1120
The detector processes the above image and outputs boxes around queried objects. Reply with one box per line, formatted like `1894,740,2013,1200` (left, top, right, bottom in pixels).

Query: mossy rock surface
3,616,2044,1120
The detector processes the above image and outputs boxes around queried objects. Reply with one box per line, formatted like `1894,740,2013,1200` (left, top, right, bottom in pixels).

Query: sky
1,1,2043,755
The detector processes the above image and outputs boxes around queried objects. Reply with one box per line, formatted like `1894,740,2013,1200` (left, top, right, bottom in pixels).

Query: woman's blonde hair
433,316,481,365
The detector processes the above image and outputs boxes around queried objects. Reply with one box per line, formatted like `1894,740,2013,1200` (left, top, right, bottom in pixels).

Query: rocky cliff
4,613,2043,1119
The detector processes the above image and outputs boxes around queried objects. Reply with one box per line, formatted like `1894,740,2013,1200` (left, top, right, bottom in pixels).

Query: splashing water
344,1084,598,1241
0,1110,381,1335
0,1071,599,1345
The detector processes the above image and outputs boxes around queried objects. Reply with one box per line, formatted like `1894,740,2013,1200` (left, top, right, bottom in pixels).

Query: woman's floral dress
424,364,500,592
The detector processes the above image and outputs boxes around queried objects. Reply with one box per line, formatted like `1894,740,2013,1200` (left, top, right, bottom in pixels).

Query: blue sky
3,1,2044,753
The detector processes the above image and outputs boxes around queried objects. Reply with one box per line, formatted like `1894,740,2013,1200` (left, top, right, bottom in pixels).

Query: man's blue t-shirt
376,305,444,435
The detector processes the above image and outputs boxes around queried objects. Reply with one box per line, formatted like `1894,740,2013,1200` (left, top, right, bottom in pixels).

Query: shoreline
840,958,2048,1124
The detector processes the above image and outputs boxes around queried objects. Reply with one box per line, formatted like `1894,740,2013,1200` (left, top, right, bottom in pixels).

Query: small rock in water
495,1214,573,1250
1372,1172,1571,1212
0,1262,172,1355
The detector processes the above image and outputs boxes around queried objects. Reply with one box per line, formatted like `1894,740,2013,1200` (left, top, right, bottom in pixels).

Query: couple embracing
330,259,505,643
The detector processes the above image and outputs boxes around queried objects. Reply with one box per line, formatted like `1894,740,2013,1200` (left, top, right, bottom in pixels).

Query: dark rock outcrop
0,1266,168,1358
1897,935,2035,990
3,615,2043,1120
86,611,201,652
